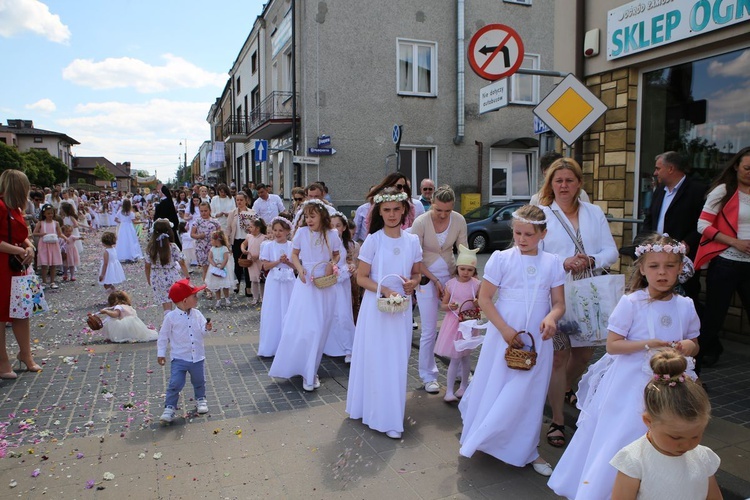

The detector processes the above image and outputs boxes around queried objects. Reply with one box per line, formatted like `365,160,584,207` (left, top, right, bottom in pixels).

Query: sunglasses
293,197,304,202
394,184,406,190
422,187,434,191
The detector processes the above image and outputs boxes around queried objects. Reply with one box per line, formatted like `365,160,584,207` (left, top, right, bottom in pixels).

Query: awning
490,137,539,149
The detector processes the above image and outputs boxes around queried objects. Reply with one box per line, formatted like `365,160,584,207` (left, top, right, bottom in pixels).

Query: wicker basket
457,299,481,322
311,262,337,289
86,313,103,331
238,257,252,268
504,331,537,370
376,274,410,313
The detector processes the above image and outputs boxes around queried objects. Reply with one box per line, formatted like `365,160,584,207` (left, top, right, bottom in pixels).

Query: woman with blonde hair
0,169,41,377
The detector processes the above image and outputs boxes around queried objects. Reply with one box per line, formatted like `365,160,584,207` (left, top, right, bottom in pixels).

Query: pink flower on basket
332,264,339,276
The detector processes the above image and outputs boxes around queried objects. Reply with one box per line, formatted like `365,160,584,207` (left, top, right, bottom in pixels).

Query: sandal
547,423,566,448
565,389,578,407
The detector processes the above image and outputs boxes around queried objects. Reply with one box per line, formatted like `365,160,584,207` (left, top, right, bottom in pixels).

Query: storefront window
639,47,750,217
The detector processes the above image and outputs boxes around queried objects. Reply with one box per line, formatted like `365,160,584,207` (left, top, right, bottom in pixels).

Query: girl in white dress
61,202,84,257
346,189,422,439
258,216,295,357
459,205,565,476
178,222,197,266
99,291,158,343
115,199,143,262
99,232,125,293
268,200,342,392
205,229,236,308
548,234,701,499
610,349,721,500
323,212,357,362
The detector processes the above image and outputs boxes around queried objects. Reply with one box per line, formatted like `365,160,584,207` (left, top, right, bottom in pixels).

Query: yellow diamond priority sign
534,74,607,146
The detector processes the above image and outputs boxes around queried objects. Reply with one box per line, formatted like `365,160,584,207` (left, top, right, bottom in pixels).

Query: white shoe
385,430,402,439
532,461,553,477
314,376,321,389
443,394,459,403
215,300,222,308
160,407,176,423
424,381,440,394
302,381,314,392
196,398,209,414
224,298,231,306
344,354,352,364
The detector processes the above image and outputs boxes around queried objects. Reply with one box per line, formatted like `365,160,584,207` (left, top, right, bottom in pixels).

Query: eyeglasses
422,187,434,191
293,197,304,202
394,184,406,191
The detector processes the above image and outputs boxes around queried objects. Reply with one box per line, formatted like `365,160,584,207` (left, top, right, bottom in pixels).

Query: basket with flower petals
376,274,410,313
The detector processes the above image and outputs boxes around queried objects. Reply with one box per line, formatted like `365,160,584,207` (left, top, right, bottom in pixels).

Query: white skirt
204,258,237,291
323,278,355,357
104,316,158,343
258,272,295,357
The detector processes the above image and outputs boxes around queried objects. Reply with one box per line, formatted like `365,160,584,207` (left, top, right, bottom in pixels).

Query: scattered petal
153,452,162,460
102,472,115,481
138,452,145,459
31,468,40,477
213,428,221,435
234,429,242,438
9,480,17,488
76,453,84,459
85,479,95,489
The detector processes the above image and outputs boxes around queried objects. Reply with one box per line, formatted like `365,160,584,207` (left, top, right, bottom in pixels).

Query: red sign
468,24,525,81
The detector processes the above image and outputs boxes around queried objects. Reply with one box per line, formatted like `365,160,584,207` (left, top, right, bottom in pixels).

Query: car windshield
464,204,500,220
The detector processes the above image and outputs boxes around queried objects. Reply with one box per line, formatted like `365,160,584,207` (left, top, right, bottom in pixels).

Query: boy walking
158,279,213,423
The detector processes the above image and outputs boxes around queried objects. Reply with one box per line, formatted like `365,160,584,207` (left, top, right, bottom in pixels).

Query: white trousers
417,282,441,383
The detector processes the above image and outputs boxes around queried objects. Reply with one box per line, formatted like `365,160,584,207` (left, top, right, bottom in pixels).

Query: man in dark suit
641,151,707,302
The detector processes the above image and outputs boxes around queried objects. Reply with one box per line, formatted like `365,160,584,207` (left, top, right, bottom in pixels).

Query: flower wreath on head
332,211,348,223
511,210,548,225
373,192,408,204
635,234,694,284
270,215,292,230
154,217,174,228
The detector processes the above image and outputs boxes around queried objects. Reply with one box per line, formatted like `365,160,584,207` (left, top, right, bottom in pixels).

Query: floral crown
650,372,687,388
300,199,328,210
635,235,686,257
373,192,408,204
332,211,348,223
270,215,291,229
512,211,547,225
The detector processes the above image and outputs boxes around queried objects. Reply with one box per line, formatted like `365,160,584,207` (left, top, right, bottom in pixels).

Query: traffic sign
392,124,401,145
468,24,525,81
308,147,337,156
533,74,607,146
111,181,117,188
479,79,508,114
318,135,331,146
254,139,268,162
293,155,320,165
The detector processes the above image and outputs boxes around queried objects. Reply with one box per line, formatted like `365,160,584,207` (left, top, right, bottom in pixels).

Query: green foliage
93,164,115,181
21,149,68,184
135,169,151,177
0,142,23,172
20,151,56,187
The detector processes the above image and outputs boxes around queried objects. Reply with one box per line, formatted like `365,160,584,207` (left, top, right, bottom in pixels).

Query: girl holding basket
346,188,422,440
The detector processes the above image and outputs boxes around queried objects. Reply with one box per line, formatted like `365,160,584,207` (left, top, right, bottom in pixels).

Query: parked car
465,201,525,252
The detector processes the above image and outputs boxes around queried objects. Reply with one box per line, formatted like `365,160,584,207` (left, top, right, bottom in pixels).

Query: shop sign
608,0,750,60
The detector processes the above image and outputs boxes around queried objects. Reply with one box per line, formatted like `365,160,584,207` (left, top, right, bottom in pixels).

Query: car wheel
469,232,488,253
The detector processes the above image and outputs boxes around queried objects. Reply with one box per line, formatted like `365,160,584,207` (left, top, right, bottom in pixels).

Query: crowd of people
0,145,747,498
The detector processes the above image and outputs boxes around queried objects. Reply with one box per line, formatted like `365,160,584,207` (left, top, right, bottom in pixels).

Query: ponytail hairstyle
148,219,175,266
252,217,267,235
627,233,686,298
107,290,132,307
368,187,409,234
644,348,710,424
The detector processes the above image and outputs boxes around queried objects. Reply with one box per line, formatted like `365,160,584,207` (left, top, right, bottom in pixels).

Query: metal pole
291,0,299,186
514,68,569,78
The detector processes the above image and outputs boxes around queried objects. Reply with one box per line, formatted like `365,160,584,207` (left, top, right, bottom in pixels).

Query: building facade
0,119,79,172
211,0,557,210
554,0,750,340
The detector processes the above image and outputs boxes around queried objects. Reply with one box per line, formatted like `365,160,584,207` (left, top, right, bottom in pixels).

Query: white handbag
42,234,59,244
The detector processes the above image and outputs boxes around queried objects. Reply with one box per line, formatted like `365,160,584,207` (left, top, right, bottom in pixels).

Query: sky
0,0,265,182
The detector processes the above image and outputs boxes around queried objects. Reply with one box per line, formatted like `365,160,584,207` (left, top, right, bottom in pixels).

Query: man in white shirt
252,183,286,224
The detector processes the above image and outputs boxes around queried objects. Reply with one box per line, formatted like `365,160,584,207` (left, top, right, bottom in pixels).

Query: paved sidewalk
0,231,748,498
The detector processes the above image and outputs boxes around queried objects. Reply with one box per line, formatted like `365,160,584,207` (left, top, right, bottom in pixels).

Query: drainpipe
453,0,465,145
573,0,585,166
475,141,483,194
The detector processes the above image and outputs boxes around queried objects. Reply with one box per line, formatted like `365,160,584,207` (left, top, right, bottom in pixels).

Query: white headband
512,211,547,225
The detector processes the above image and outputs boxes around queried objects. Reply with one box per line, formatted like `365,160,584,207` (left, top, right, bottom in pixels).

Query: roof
490,137,539,149
73,156,131,178
0,122,79,145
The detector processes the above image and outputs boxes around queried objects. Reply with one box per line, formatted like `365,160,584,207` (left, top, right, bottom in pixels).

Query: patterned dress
149,243,185,304
192,217,220,266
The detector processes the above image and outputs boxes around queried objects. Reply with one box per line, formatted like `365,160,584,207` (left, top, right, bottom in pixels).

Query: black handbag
7,211,26,272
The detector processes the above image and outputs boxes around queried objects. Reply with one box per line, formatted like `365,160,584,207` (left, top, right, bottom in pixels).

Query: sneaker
160,407,176,423
532,461,554,477
344,354,352,364
224,298,231,306
215,299,222,308
196,398,209,414
424,381,440,394
385,430,402,439
314,376,321,389
50,283,59,290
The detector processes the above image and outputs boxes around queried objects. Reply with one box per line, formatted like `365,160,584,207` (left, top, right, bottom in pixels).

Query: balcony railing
223,91,298,141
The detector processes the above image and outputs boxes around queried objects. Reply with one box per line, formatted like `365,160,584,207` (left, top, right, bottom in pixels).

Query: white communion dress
115,210,142,261
103,305,158,343
258,240,295,357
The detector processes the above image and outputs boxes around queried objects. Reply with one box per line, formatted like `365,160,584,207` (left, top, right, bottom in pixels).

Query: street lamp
179,139,188,179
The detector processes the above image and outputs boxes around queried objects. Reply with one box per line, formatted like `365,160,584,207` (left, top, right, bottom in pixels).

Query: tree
93,163,115,181
20,151,56,187
135,169,151,178
21,149,68,184
0,142,23,172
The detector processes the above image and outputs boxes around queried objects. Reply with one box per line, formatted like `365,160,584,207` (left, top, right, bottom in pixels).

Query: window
399,146,435,189
251,52,257,74
489,149,536,199
272,62,278,92
33,137,43,143
397,39,437,96
283,51,293,92
510,54,540,104
236,76,241,95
